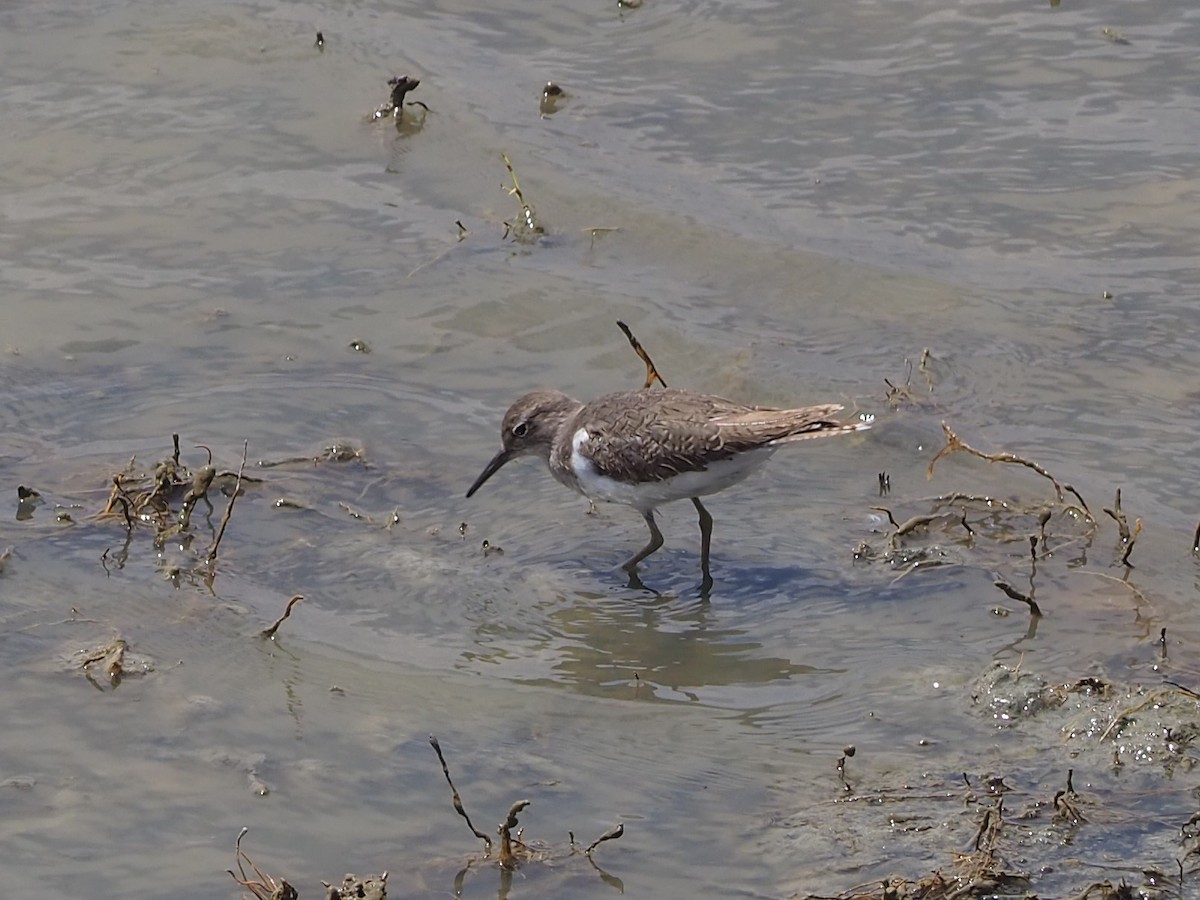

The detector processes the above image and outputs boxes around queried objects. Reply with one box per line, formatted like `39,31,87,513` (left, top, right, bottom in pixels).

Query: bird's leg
691,497,714,593
622,509,665,585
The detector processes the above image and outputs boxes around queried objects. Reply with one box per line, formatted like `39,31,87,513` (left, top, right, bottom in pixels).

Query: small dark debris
540,81,566,116
323,872,388,900
389,74,420,107
16,485,41,520
373,74,423,122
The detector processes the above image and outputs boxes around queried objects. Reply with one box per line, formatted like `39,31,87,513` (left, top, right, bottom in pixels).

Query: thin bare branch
428,735,493,852
207,441,248,564
260,595,303,640
615,320,668,388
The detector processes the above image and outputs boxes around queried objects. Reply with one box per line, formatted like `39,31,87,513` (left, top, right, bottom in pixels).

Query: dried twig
179,452,216,530
207,441,248,564
918,347,934,392
836,746,855,795
501,152,543,242
970,808,992,852
498,799,532,869
961,509,975,539
994,581,1042,617
260,595,303,640
1120,518,1142,568
883,357,917,408
928,422,1092,521
80,638,127,689
429,735,493,852
616,320,667,388
1102,488,1131,542
871,506,899,528
227,827,296,900
894,514,944,538
585,823,624,855
871,506,973,551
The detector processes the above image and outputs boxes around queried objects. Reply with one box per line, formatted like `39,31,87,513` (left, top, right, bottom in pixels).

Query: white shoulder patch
570,427,595,477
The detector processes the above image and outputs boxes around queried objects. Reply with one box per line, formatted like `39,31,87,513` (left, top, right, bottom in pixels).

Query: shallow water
3,0,1200,897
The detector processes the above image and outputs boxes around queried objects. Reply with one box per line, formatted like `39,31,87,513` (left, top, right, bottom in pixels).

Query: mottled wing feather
576,390,858,485
713,403,855,449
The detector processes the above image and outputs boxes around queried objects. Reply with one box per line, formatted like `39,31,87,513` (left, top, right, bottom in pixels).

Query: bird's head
466,390,581,497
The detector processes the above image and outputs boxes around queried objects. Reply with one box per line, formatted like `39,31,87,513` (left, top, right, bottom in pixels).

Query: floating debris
16,484,41,520
540,81,566,116
500,152,544,242
373,74,424,121
260,594,303,640
258,440,365,468
76,636,154,691
322,873,388,900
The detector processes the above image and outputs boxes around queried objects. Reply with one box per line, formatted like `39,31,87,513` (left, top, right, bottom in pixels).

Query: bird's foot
624,566,650,592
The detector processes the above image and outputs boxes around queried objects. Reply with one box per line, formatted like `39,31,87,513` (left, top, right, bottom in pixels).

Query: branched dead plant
928,423,1091,519
428,733,624,880
227,827,297,900
88,435,257,587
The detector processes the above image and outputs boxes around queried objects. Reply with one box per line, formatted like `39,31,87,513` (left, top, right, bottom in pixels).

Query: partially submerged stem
928,422,1092,521
501,152,543,242
429,735,493,852
260,595,303,640
498,799,531,869
207,441,248,564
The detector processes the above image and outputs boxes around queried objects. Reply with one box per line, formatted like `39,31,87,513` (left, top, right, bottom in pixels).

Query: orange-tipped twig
616,320,668,388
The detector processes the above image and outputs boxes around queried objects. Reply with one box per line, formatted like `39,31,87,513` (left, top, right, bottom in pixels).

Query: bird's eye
512,422,529,438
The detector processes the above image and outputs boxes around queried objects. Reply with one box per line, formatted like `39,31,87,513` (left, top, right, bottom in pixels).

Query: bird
466,387,869,589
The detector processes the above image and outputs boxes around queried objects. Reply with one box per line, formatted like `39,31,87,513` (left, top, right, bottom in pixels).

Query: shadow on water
511,579,848,703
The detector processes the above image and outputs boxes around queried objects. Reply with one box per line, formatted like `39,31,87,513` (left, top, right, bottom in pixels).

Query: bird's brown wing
575,390,865,484
712,403,860,449
574,390,766,484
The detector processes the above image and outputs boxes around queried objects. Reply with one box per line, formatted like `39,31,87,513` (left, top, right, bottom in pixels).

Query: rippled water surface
3,1,1200,897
